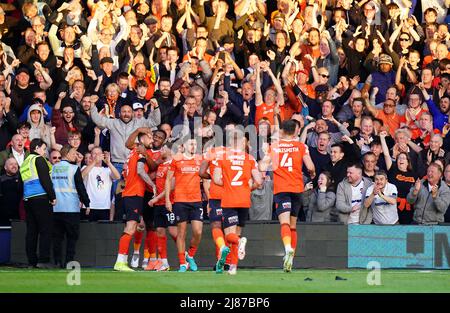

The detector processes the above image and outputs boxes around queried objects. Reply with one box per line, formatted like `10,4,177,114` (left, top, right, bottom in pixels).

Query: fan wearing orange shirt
213,130,263,275
259,120,316,272
113,131,156,272
199,145,231,273
255,61,285,127
401,91,429,140
165,138,204,272
364,96,404,137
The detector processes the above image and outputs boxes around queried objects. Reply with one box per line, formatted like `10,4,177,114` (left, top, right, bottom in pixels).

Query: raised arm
255,63,263,106
267,67,284,106
89,100,113,129
379,131,393,171
125,127,151,150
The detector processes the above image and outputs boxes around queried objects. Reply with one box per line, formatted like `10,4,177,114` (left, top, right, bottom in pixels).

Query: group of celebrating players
113,118,314,275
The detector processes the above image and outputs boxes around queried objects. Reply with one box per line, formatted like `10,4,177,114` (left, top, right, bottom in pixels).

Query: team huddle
113,119,313,274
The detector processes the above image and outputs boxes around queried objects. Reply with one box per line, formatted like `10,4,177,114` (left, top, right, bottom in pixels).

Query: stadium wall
8,221,348,269
6,221,450,269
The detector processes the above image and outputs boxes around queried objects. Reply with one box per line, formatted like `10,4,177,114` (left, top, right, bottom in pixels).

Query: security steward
20,139,56,269
51,145,90,268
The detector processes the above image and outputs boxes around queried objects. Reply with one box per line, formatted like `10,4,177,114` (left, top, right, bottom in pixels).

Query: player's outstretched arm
125,127,151,150
303,154,316,180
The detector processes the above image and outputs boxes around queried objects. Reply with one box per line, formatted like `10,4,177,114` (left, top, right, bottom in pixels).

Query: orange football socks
281,223,292,251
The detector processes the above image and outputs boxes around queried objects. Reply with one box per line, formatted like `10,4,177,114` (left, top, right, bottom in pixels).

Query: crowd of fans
0,0,450,236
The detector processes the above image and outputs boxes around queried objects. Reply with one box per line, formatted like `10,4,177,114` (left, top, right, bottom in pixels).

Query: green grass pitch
0,268,449,293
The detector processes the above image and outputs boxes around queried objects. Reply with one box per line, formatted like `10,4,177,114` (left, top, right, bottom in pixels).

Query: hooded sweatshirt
27,104,52,150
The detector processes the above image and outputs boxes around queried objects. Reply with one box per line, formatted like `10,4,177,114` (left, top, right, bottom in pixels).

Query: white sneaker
130,253,140,268
228,265,237,275
238,237,247,260
283,248,295,273
141,258,148,270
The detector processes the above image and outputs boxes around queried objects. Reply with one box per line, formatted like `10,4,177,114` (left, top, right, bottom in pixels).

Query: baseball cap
379,54,393,66
132,102,144,111
100,57,114,65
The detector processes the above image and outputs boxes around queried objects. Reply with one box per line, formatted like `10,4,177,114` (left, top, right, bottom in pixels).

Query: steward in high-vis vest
51,145,90,268
19,139,56,269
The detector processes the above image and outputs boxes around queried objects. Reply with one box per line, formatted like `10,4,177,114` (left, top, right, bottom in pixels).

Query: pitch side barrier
6,221,450,269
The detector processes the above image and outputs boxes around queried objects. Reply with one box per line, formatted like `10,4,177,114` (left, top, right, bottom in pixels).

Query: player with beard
114,131,156,272
125,128,168,270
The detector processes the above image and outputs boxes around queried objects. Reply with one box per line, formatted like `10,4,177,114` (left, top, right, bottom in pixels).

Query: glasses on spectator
320,74,330,78
52,156,61,160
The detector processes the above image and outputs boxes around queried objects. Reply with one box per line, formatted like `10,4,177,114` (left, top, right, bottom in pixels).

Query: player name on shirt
272,145,300,153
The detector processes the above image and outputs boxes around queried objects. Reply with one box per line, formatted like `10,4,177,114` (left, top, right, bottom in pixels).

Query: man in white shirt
0,134,28,169
362,170,399,224
81,147,120,221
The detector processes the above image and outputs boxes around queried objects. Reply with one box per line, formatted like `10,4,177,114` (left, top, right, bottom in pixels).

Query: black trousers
88,209,110,222
25,197,53,265
53,212,80,266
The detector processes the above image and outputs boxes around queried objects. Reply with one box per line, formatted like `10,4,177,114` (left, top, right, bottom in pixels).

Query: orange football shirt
218,150,257,208
122,148,148,197
255,102,275,125
170,154,202,203
204,146,227,200
270,139,309,194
